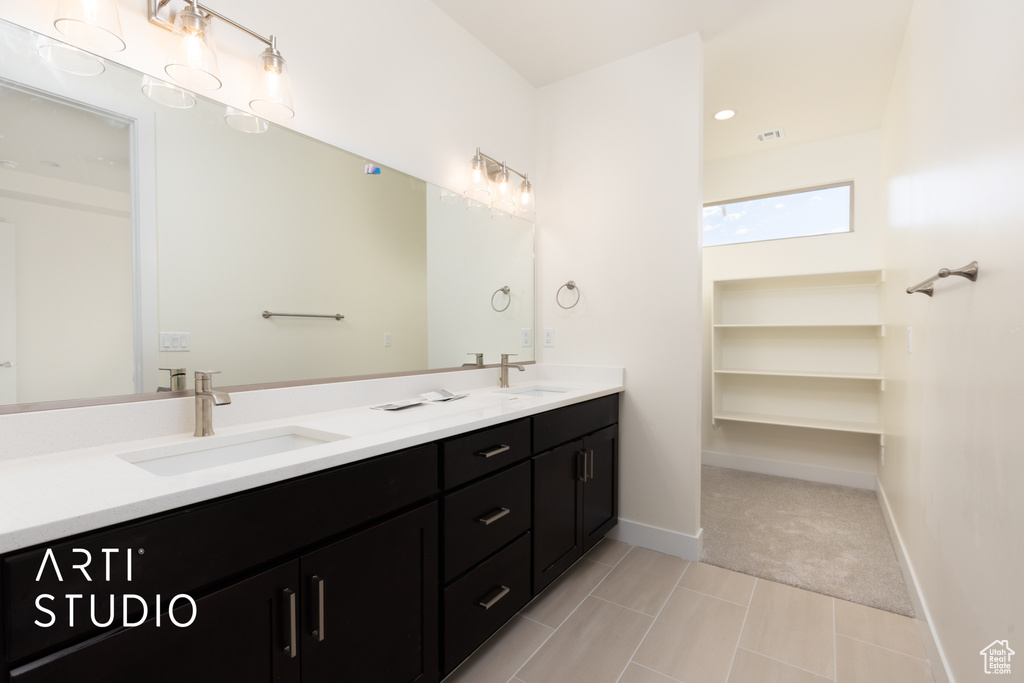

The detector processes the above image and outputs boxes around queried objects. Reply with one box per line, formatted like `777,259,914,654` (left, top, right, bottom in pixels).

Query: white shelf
711,270,885,440
712,411,884,435
713,369,884,381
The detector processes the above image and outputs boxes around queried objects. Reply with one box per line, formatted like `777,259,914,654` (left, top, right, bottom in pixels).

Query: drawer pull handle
478,507,511,525
478,444,510,458
283,588,297,658
478,585,511,610
312,575,325,642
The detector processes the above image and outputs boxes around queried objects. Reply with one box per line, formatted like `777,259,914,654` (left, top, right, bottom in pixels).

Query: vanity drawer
443,533,531,674
443,461,530,582
532,394,618,453
442,419,531,489
2,444,438,665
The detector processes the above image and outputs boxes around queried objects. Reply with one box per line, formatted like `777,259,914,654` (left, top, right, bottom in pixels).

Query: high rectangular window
703,182,853,247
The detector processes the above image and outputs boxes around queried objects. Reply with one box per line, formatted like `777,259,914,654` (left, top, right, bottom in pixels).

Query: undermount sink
118,426,348,476
496,385,571,398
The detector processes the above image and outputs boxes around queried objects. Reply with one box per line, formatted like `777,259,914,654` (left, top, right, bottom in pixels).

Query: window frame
702,180,855,248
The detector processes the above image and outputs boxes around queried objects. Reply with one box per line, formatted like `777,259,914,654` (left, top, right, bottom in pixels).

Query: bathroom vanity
0,378,621,682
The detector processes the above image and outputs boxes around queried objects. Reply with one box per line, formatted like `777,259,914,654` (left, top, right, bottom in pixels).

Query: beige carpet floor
700,465,914,617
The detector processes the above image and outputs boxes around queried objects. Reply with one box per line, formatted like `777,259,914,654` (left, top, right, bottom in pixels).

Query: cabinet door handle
283,589,297,659
477,507,511,526
311,575,325,642
477,444,510,458
477,585,511,610
587,449,594,481
577,450,586,482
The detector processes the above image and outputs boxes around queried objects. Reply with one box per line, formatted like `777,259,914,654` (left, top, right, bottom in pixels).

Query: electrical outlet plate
521,328,532,347
383,333,392,348
543,328,554,347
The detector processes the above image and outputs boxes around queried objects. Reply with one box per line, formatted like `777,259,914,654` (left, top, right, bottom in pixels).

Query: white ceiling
429,0,916,160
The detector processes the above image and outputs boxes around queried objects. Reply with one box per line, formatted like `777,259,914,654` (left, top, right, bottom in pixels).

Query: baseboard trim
702,450,876,490
606,518,703,561
876,479,955,683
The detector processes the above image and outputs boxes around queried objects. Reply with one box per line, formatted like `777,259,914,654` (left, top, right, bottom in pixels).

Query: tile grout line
723,577,757,683
735,646,836,680
674,583,753,609
510,544,637,681
836,633,933,663
613,561,691,683
628,660,687,683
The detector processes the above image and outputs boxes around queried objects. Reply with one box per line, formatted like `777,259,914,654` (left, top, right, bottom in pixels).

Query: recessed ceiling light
714,110,736,121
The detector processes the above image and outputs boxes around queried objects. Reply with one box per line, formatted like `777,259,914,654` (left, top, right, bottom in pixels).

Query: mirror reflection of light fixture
53,0,126,53
466,148,534,216
146,0,296,119
37,36,106,76
224,106,269,134
141,74,197,109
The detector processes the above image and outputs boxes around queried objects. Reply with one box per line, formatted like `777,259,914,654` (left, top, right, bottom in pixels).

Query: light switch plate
160,332,190,351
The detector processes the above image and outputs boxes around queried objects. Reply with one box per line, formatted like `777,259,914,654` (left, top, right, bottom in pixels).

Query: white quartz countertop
0,370,622,554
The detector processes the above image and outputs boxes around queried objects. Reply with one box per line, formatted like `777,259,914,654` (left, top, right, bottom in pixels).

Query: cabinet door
300,502,439,683
531,440,584,595
582,425,618,552
9,562,301,683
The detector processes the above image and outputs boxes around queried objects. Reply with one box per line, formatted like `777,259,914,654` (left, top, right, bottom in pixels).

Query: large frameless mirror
0,18,535,411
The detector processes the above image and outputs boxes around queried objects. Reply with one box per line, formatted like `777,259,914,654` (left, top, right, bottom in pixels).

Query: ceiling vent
756,128,785,142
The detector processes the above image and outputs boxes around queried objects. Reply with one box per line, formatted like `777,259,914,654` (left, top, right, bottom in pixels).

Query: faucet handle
501,353,518,362
195,370,222,379
158,367,187,392
467,353,484,366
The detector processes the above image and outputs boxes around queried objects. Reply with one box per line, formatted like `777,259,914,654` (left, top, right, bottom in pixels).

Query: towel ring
491,286,511,312
556,280,580,309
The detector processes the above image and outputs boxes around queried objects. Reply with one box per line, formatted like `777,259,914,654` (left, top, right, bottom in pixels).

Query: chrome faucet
498,353,525,388
194,370,231,437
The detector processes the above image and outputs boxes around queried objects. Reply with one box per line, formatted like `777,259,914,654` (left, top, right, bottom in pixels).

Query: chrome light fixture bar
467,148,534,217
148,0,294,119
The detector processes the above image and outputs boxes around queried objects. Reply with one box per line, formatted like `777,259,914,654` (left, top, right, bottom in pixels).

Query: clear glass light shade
54,0,125,53
467,150,490,199
491,164,515,211
164,6,222,91
37,38,106,76
225,106,269,134
249,48,294,120
517,177,533,209
141,74,197,109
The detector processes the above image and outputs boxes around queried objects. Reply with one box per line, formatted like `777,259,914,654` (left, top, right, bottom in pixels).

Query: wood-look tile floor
443,540,935,683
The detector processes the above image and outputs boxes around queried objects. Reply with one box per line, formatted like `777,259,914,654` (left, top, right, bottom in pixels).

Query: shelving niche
712,271,884,436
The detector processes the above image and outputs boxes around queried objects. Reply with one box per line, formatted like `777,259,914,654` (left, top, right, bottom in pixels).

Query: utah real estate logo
980,640,1014,675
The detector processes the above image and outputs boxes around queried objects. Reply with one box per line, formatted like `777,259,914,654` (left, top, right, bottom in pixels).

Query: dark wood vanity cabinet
1,445,440,683
531,395,619,594
439,419,533,676
0,393,621,682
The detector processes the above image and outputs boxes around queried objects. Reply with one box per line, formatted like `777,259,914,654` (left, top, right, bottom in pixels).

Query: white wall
536,35,705,557
1,0,537,195
877,0,1024,679
702,131,884,484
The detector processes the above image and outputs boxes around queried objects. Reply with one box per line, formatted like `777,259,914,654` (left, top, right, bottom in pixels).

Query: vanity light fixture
53,0,126,53
467,148,535,217
147,0,295,119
